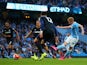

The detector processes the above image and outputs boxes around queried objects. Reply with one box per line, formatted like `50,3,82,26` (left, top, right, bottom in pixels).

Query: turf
0,58,87,65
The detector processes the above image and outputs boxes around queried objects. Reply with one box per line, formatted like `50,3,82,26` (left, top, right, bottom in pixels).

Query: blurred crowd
0,0,87,9
0,20,87,58
0,20,35,58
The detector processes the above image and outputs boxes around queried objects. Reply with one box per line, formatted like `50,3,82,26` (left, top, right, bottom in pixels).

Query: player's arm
54,28,59,45
24,31,32,39
55,36,59,45
56,25,71,29
39,30,43,38
13,29,20,40
79,24,84,35
2,33,7,37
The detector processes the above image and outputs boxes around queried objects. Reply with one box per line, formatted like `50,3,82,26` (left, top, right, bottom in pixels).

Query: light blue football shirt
71,22,79,39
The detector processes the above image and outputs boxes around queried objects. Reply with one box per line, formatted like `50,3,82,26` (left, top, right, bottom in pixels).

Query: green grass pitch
0,58,87,65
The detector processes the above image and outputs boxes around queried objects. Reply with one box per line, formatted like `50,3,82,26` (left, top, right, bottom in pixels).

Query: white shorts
65,36,79,48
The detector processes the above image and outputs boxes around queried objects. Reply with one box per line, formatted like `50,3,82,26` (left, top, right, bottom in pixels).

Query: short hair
5,22,10,25
5,20,10,24
35,20,40,24
67,17,74,22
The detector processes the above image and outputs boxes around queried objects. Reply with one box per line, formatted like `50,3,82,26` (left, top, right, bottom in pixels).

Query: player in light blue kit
52,17,84,60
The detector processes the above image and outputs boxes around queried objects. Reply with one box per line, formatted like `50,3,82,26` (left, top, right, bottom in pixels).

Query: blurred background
0,0,87,58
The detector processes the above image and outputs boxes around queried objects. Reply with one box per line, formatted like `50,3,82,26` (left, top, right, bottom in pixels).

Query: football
13,54,20,60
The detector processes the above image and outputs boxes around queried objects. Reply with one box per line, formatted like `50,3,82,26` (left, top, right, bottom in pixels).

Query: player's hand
82,31,84,35
34,38,38,43
55,36,59,42
16,36,20,41
7,35,11,37
24,36,27,39
41,39,44,44
56,25,60,28
55,42,58,45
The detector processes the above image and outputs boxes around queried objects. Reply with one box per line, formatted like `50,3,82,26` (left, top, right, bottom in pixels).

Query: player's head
36,20,41,28
67,17,74,24
4,21,10,29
